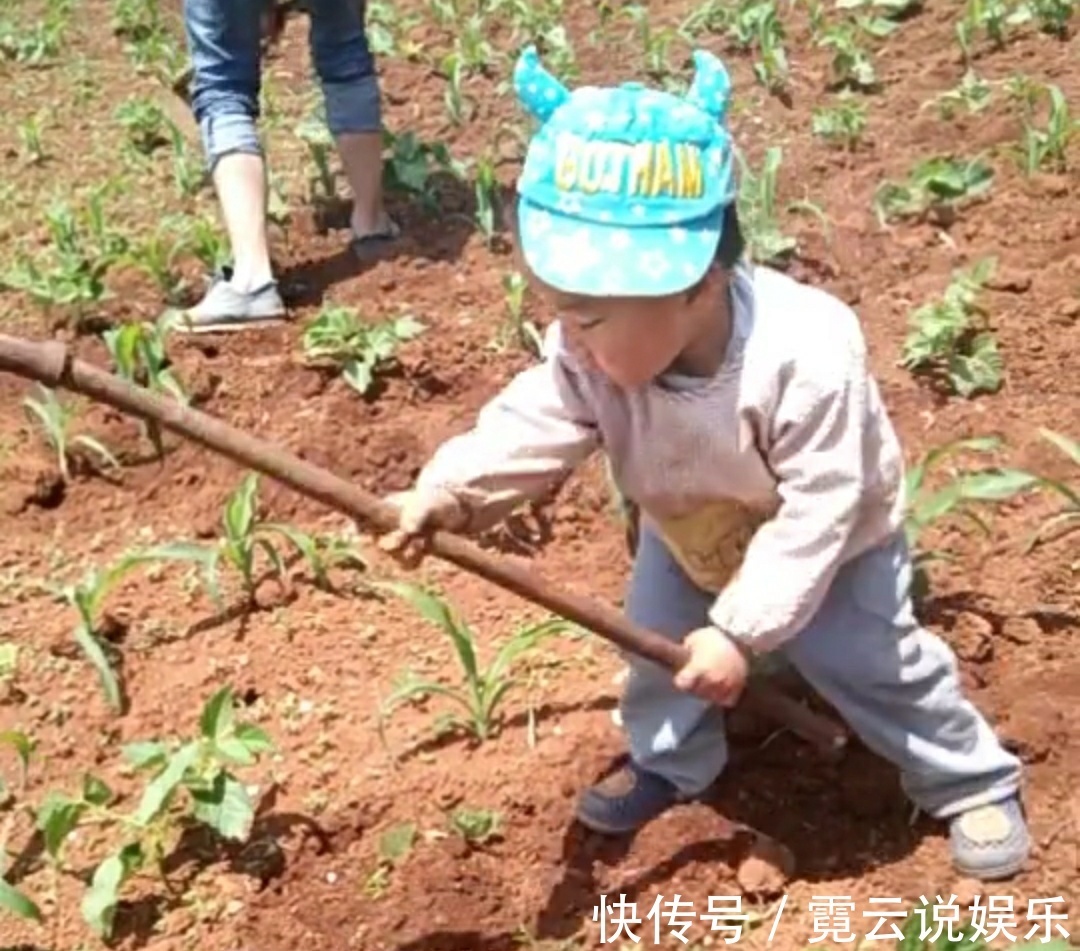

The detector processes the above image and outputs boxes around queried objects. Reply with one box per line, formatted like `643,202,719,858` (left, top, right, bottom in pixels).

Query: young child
380,47,1030,881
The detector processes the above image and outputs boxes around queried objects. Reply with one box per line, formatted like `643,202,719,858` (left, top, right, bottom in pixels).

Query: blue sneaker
575,760,686,834
949,797,1030,880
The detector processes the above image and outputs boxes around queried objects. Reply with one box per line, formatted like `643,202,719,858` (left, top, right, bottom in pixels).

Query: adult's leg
181,0,284,329
307,0,396,249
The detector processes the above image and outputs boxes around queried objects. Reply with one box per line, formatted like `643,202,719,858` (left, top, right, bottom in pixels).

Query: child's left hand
674,627,750,708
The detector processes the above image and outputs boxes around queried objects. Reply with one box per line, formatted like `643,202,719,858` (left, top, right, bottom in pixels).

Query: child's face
556,268,729,389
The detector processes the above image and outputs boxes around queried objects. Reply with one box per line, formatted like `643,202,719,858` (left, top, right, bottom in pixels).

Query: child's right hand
379,486,468,567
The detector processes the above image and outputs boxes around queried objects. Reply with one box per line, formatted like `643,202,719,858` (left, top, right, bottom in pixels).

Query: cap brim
517,197,723,298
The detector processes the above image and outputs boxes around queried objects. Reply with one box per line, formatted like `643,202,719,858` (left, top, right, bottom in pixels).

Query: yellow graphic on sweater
649,498,777,594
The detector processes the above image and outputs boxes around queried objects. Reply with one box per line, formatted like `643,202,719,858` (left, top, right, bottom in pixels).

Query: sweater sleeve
707,340,871,653
414,325,601,532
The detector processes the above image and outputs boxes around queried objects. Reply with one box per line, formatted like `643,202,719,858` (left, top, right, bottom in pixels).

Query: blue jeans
182,0,381,171
621,524,1022,817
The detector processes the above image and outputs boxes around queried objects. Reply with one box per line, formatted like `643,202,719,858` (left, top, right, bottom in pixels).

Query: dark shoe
349,215,400,260
575,760,685,834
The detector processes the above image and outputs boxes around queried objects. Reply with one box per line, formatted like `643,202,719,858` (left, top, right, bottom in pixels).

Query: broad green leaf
235,723,274,756
190,772,254,840
82,774,113,806
134,742,200,826
200,687,236,742
378,822,416,865
214,737,256,766
343,357,374,395
73,623,122,712
81,842,144,938
36,794,86,859
0,875,41,922
122,740,170,770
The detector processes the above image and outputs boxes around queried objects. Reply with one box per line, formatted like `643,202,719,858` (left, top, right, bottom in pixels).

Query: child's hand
673,627,750,708
379,487,468,567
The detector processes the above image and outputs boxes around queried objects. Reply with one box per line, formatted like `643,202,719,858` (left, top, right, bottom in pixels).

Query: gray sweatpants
620,525,1022,818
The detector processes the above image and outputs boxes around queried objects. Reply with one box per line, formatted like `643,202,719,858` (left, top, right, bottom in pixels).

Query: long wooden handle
0,335,847,754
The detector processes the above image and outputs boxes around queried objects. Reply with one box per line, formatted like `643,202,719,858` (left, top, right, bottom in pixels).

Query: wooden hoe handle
0,335,848,756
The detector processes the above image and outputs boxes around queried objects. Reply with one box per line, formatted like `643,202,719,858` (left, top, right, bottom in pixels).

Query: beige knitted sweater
415,262,907,653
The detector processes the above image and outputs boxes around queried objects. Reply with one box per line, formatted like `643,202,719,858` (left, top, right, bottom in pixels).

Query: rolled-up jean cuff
321,71,382,136
199,112,262,172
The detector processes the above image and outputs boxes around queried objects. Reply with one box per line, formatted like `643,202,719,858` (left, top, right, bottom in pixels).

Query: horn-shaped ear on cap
513,45,571,122
684,50,732,125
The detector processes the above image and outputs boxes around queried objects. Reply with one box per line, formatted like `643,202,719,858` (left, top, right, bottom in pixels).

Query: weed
364,821,416,896
873,156,994,225
22,385,120,482
302,305,425,396
375,583,574,745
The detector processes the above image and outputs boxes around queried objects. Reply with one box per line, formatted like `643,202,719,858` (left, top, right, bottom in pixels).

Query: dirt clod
736,835,795,899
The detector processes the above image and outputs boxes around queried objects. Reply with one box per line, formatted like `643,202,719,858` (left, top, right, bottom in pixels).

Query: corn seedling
457,15,496,74
302,305,425,396
188,215,231,273
139,474,336,609
1014,82,1077,174
956,0,1030,57
442,51,474,126
0,731,40,923
169,125,208,199
903,436,1036,598
473,154,500,246
1020,429,1080,557
17,113,47,165
366,1,423,58
0,10,66,65
115,96,171,156
375,582,574,745
32,687,271,939
900,258,1003,398
449,807,502,845
124,216,192,301
736,147,826,265
819,22,879,91
622,5,679,84
873,155,994,225
927,71,994,120
103,311,187,456
679,0,731,37
52,551,167,712
23,385,120,482
502,271,543,356
536,24,578,82
811,95,868,149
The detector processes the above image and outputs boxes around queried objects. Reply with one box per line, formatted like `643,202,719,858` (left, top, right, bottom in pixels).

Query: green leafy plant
448,807,502,845
51,551,171,712
472,153,500,247
34,687,272,939
1013,82,1078,174
502,271,542,356
302,305,425,396
382,130,463,212
819,22,879,90
114,97,171,155
1029,0,1074,35
0,731,41,923
140,473,337,609
363,821,416,897
736,147,827,265
295,106,338,206
903,436,1036,598
900,258,1002,397
103,311,188,455
956,0,1030,57
873,155,994,225
927,71,994,120
17,112,47,165
1019,429,1080,556
22,385,120,482
375,583,574,745
811,95,868,149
